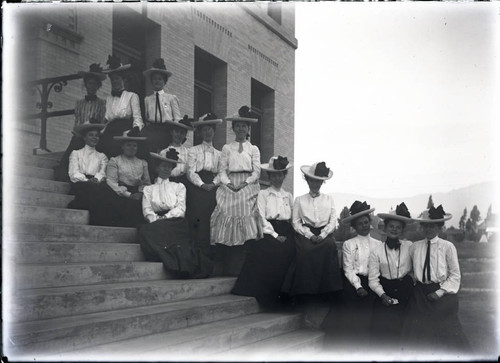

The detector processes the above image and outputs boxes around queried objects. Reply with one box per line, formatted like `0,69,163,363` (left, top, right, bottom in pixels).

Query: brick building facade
12,3,297,192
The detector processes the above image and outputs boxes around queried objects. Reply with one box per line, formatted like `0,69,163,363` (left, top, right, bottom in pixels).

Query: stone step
455,242,496,259
15,165,54,180
20,154,60,169
20,177,71,194
50,311,302,361
459,258,498,273
4,223,137,243
16,261,168,289
13,205,89,225
15,189,74,208
214,329,324,360
7,294,260,359
10,277,237,322
9,242,144,264
461,271,497,290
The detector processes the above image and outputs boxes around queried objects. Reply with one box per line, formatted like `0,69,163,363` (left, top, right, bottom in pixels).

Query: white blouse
368,240,413,297
106,155,151,197
159,145,188,177
292,193,337,240
219,141,261,185
410,236,461,297
105,91,144,130
68,145,108,183
257,187,293,239
343,234,383,290
144,90,181,123
142,178,186,223
187,142,221,187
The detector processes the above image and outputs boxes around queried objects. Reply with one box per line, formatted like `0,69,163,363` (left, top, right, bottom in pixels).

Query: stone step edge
5,222,136,232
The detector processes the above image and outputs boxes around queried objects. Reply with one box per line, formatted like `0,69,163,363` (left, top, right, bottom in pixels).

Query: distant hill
332,181,497,228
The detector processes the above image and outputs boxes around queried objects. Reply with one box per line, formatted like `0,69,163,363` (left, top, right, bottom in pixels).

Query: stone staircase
3,153,324,361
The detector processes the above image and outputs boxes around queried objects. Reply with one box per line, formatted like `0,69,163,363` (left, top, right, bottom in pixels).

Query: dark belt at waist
416,281,440,295
303,224,325,237
197,170,216,184
229,171,251,175
120,184,140,194
156,210,170,217
84,174,95,179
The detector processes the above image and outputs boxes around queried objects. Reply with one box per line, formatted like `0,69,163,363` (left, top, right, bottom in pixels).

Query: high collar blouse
292,193,337,240
74,97,106,126
142,177,186,223
144,90,181,123
342,234,383,290
68,145,108,183
368,240,413,297
219,140,261,185
187,141,221,187
105,90,144,130
257,186,293,238
106,155,151,197
160,144,188,177
410,236,461,297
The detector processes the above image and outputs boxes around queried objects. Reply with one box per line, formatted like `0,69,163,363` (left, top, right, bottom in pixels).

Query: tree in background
459,208,467,231
470,205,481,231
486,204,493,220
333,206,352,242
427,195,434,209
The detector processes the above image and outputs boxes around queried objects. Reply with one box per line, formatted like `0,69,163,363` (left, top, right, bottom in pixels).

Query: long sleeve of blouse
186,143,221,187
257,187,293,238
74,98,106,126
106,155,151,197
105,91,144,130
144,91,181,122
68,145,108,182
142,178,186,223
292,193,337,240
410,237,461,297
219,141,261,185
343,235,381,290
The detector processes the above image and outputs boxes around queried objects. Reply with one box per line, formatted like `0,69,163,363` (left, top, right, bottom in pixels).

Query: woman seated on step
67,124,108,217
231,156,296,307
138,151,200,279
89,132,151,228
368,203,414,351
54,63,107,182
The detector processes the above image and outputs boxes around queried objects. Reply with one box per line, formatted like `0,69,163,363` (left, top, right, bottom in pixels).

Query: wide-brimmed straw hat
74,123,105,137
163,115,195,131
143,58,172,79
261,156,293,173
225,106,259,123
300,162,333,181
191,113,223,127
341,200,375,225
78,63,106,81
414,205,452,223
150,150,183,165
113,130,147,142
103,55,131,74
377,202,413,224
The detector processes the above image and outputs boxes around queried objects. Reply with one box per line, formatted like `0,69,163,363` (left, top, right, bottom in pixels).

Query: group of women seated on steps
56,57,470,353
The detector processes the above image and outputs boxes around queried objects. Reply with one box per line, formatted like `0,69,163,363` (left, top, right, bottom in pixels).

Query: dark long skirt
97,119,149,160
89,184,145,227
54,135,85,182
401,282,470,354
185,170,218,277
138,218,198,278
370,274,414,349
282,227,343,297
67,181,105,211
140,123,171,154
231,220,296,306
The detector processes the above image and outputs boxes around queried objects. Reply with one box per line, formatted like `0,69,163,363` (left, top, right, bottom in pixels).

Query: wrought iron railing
24,74,81,155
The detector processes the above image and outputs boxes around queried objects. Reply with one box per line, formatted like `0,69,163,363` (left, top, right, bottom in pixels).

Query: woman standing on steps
138,151,199,278
54,63,107,182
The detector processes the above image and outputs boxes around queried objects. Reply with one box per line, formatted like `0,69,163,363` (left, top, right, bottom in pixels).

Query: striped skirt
210,172,262,246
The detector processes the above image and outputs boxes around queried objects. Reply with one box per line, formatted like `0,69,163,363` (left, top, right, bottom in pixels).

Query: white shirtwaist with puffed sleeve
142,177,186,223
292,193,337,240
257,187,293,239
343,234,382,290
68,145,108,183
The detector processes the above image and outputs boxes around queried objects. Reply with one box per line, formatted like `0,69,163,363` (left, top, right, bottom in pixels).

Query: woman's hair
303,174,325,184
82,128,101,138
197,124,217,133
267,170,288,179
149,72,169,84
83,75,103,89
351,214,372,228
383,218,406,230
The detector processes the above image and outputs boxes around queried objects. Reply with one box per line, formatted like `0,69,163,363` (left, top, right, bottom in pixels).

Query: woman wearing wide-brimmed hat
67,123,108,213
141,58,181,153
368,203,414,349
282,162,342,328
232,156,296,306
89,132,151,227
185,113,223,277
54,63,107,182
138,151,199,278
401,205,470,354
98,55,145,159
157,115,194,185
210,106,263,276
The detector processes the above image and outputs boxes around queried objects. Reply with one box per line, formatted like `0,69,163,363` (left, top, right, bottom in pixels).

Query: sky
293,3,499,202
